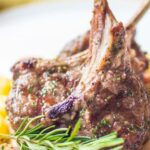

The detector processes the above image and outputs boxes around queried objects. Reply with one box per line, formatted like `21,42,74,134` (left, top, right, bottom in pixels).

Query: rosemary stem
18,115,44,136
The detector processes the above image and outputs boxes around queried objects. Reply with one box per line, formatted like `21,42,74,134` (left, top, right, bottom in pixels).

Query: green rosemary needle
0,116,124,150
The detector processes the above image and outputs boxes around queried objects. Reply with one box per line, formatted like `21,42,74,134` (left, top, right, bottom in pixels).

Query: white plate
0,0,149,76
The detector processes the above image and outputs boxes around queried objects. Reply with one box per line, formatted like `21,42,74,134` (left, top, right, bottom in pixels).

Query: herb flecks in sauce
48,65,68,74
41,80,58,96
100,119,110,126
28,86,34,94
128,89,134,97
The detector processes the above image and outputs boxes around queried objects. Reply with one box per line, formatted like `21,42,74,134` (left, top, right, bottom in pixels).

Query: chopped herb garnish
128,89,134,97
100,119,110,126
80,109,86,116
106,60,111,64
48,65,68,74
105,95,112,102
31,101,37,107
92,126,99,135
28,86,34,94
116,76,121,81
127,124,144,133
41,80,57,96
66,87,74,97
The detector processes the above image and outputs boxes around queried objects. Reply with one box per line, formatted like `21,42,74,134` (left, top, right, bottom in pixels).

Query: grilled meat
6,0,150,150
126,28,148,76
59,30,148,77
6,57,86,129
59,18,148,77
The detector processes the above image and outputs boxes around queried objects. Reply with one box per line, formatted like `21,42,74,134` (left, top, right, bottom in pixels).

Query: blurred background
0,0,37,10
0,0,149,76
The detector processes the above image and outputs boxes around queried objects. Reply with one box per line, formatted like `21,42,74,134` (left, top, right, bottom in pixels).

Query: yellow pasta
0,76,12,96
0,77,11,143
0,116,10,143
0,96,7,118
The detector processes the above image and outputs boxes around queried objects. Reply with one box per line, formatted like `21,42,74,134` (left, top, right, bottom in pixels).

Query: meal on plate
0,0,150,150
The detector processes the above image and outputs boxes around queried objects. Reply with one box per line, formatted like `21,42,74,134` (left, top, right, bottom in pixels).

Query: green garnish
0,116,124,150
41,80,57,96
48,65,68,74
67,118,81,141
1,145,4,150
128,89,134,97
28,86,34,94
100,119,110,126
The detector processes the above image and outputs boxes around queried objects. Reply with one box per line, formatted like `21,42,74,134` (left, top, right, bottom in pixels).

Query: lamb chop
43,0,150,149
60,29,148,77
6,0,150,149
6,55,87,129
59,1,150,76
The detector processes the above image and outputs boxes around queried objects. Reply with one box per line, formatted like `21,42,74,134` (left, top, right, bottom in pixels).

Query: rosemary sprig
0,116,124,150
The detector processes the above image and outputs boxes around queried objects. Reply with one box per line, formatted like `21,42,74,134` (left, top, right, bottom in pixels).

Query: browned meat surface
6,57,85,129
6,0,150,150
59,30,148,78
45,0,150,149
59,27,148,78
126,28,148,76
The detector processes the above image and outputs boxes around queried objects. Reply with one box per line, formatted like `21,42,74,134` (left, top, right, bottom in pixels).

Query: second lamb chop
59,1,150,77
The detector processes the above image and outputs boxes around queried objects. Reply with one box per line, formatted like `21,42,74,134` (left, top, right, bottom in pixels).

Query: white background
0,0,149,76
